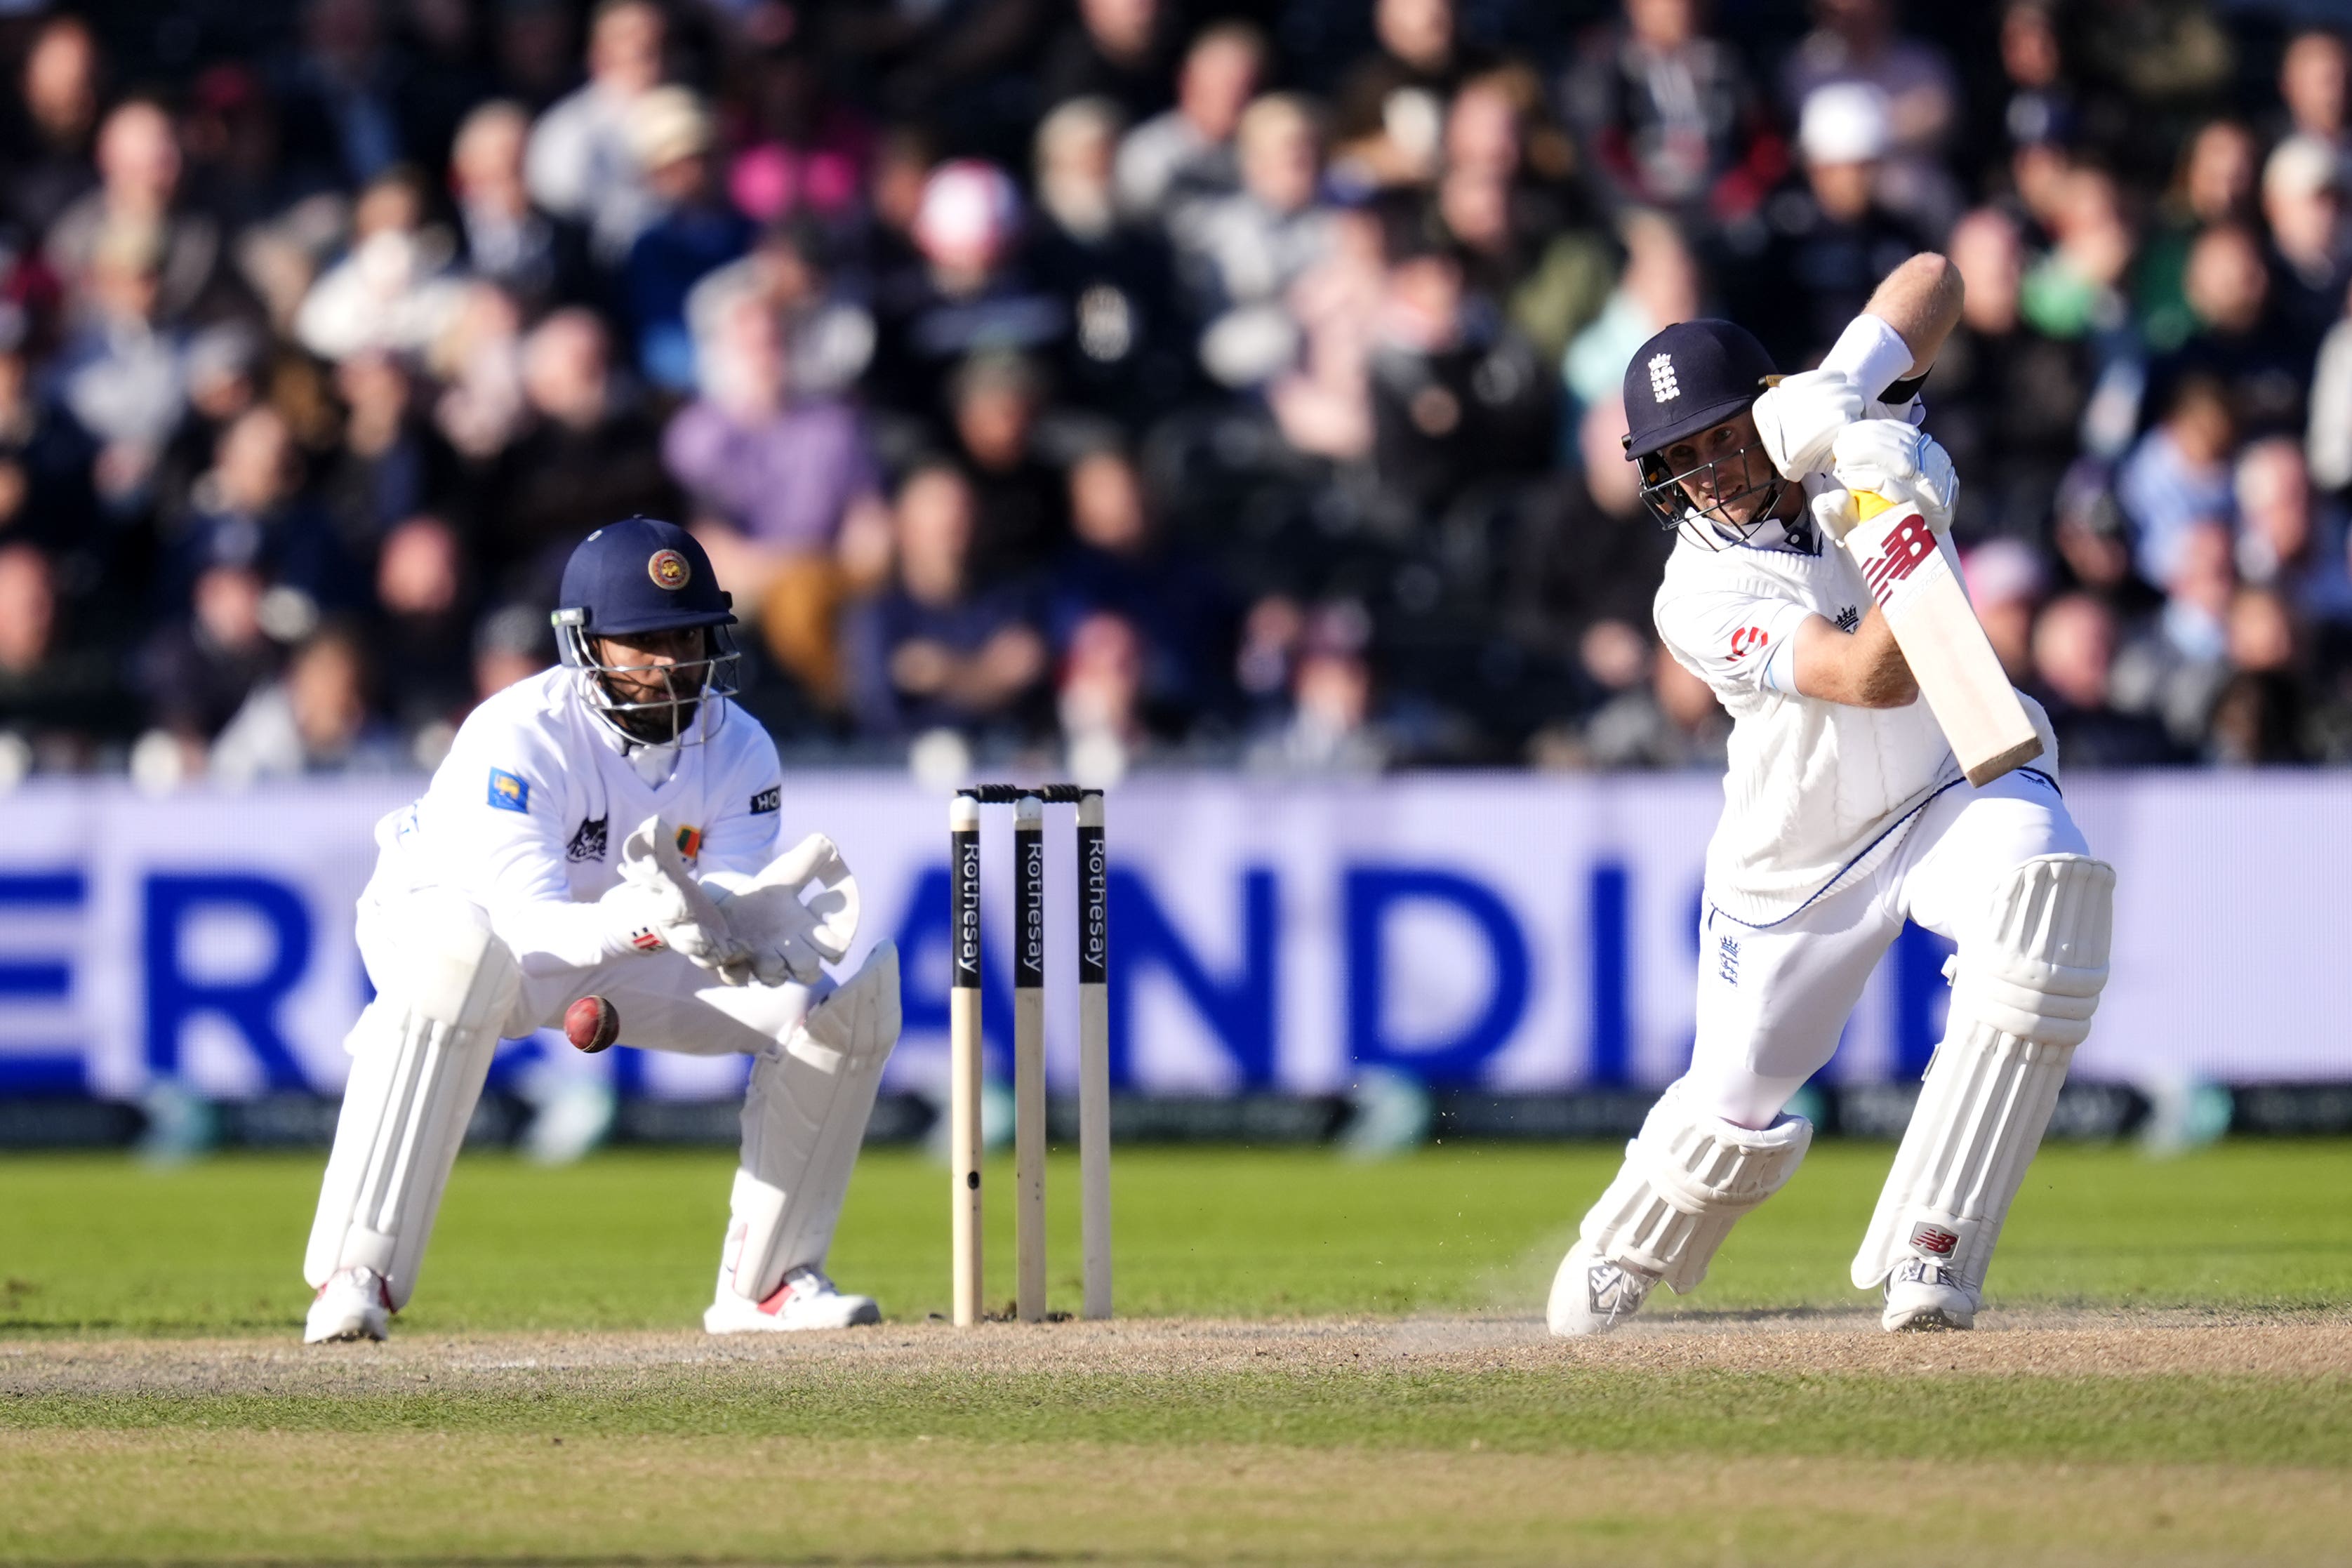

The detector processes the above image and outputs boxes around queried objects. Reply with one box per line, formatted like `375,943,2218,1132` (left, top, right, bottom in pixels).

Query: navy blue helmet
552,517,740,744
1619,319,1786,545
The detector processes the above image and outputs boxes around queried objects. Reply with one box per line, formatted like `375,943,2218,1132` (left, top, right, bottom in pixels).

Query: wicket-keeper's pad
724,941,903,1301
1853,853,2114,1292
1582,1084,1812,1294
305,893,524,1309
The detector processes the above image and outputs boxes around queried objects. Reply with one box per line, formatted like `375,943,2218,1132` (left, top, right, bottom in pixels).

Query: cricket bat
1840,491,2042,787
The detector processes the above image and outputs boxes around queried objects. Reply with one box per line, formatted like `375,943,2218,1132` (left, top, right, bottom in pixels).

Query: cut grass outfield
2,1142,2349,1565
1,1141,2346,1330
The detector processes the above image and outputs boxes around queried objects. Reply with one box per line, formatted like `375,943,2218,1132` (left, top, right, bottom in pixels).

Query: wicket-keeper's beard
595,639,701,744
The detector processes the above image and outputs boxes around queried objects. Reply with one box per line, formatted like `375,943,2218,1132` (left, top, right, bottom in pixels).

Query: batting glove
1829,418,1959,538
1752,368,1863,480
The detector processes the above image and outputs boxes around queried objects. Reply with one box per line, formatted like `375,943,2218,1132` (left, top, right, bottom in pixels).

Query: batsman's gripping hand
1752,368,1864,481
1810,418,1960,543
606,815,754,976
704,833,861,988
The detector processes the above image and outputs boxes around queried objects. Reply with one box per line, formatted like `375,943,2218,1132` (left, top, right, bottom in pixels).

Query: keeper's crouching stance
1548,260,2114,1338
303,517,901,1343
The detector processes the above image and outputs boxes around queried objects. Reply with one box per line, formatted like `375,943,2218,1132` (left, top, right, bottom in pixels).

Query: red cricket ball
565,995,619,1054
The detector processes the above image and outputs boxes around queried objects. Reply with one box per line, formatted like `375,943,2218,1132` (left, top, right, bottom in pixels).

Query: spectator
1049,446,1231,727
46,99,227,326
373,513,477,732
686,221,875,400
2118,375,2236,586
2113,517,2237,749
0,543,132,767
1116,22,1266,232
1962,538,2047,684
135,560,283,750
842,463,1049,740
1028,97,1191,425
1433,71,1614,366
1329,0,1498,191
1932,206,2096,543
169,405,360,621
484,308,677,601
1580,637,1731,770
1564,208,1700,413
1268,203,1384,462
664,282,889,704
274,0,413,190
1187,95,1334,388
2209,588,2310,763
2018,165,2135,347
526,0,670,264
1058,610,1151,783
472,600,554,700
1366,232,1553,517
2030,591,2181,766
2278,29,2351,173
211,620,407,780
318,349,460,559
947,351,1069,585
1734,84,1928,366
724,38,873,231
448,100,592,312
4,15,103,238
1040,0,1176,126
2158,223,2306,437
1564,0,1782,227
623,88,753,392
2260,136,2351,345
1246,599,1390,774
0,326,100,576
1504,396,1674,686
2234,437,2352,628
868,161,1067,422
293,166,467,361
2139,118,2259,354
1779,0,1961,235
50,222,189,513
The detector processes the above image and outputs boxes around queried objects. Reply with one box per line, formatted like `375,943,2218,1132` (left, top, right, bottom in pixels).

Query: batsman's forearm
1862,253,1962,383
1852,609,1922,707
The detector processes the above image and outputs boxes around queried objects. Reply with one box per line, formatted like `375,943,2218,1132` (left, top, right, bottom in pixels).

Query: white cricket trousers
1685,769,2088,1128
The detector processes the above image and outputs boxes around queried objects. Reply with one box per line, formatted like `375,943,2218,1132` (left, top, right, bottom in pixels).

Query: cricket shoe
305,1265,392,1343
1882,1255,1978,1331
704,1265,881,1333
1547,1239,1659,1337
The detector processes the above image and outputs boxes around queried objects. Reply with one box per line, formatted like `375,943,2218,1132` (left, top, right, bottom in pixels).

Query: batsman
1550,255,2115,1336
302,516,901,1343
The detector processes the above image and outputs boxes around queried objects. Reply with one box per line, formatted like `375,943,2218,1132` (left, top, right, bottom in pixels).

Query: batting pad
725,941,903,1301
1581,1084,1813,1294
303,894,522,1310
1853,853,2115,1292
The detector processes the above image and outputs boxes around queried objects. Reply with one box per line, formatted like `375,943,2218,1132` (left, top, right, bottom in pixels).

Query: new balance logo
1910,1223,1959,1258
1648,353,1680,402
1861,514,1938,606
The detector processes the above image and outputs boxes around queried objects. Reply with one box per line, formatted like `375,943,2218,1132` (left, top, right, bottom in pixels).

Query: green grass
1,1141,2348,1333
4,1141,2350,1564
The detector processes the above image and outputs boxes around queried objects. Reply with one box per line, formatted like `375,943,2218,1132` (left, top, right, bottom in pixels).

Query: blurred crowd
3,0,2351,785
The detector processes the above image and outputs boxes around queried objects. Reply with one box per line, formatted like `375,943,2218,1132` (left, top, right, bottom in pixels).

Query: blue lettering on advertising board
1344,865,1529,1084
142,875,314,1089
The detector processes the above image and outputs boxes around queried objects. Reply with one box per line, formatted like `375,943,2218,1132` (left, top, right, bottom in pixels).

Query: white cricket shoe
305,1265,392,1343
703,1265,882,1333
1547,1239,1659,1337
1882,1255,1978,1331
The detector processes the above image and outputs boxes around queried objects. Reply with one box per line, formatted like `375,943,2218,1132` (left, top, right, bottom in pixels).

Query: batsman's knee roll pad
1852,853,2114,1292
1581,1084,1812,1294
303,894,522,1308
1951,853,2113,1046
724,941,903,1301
